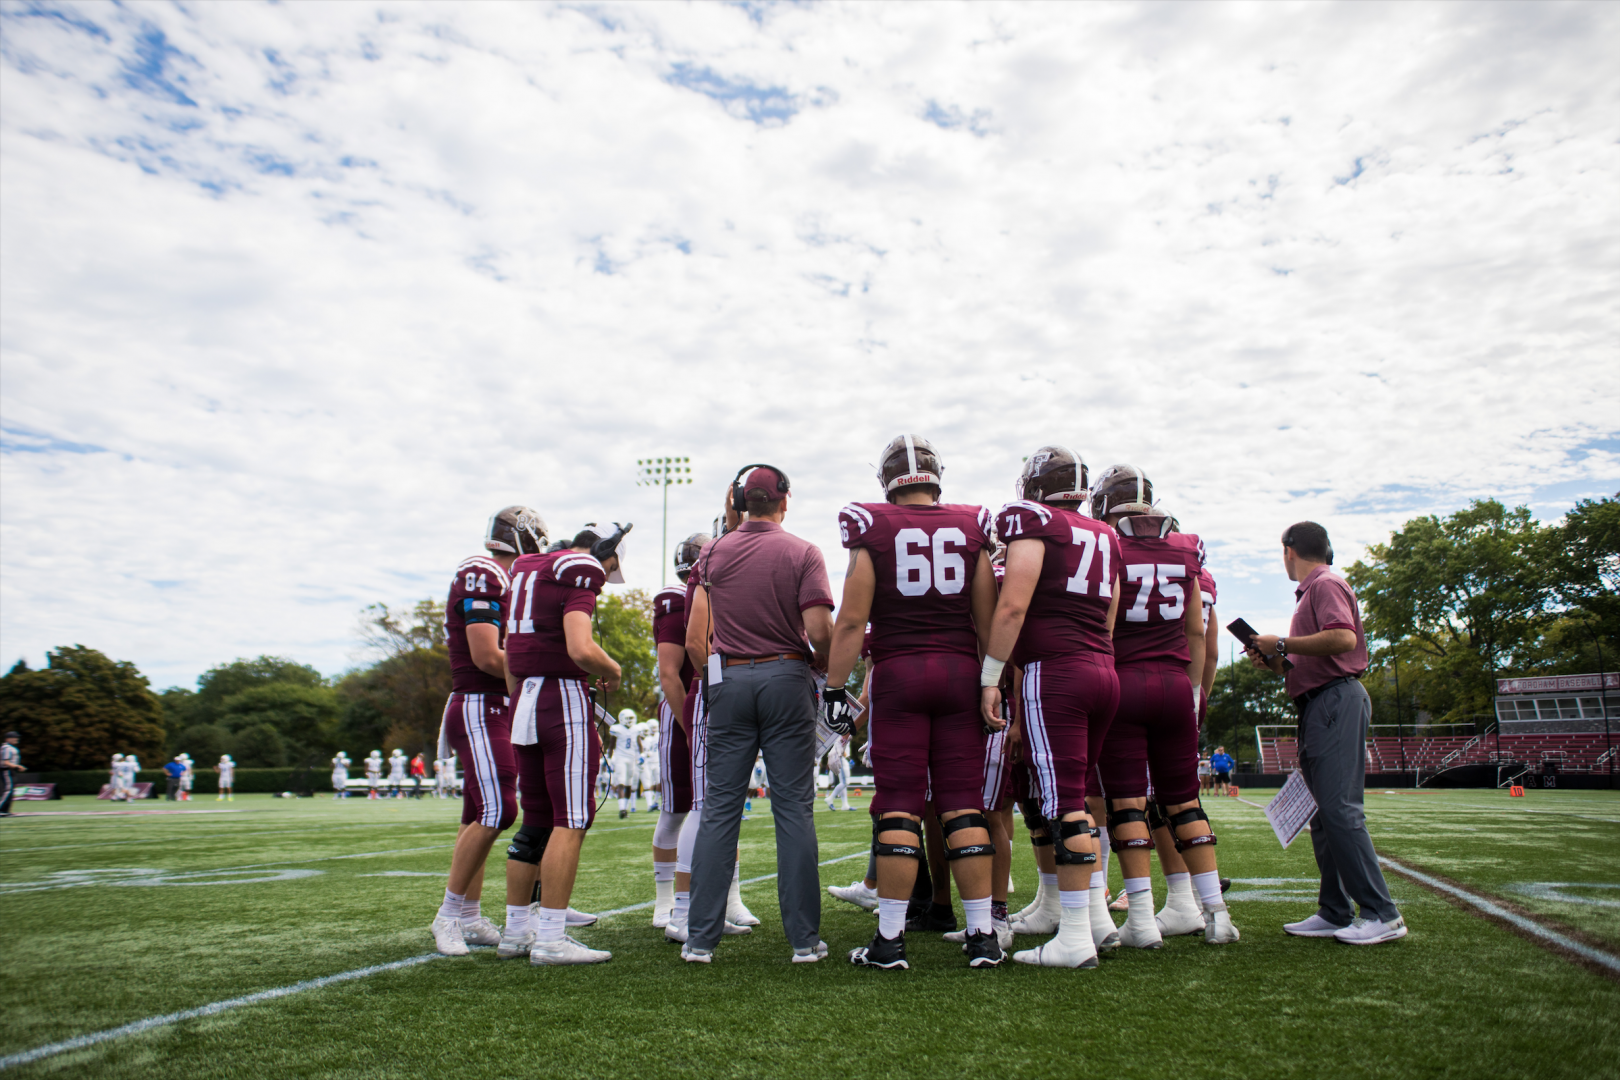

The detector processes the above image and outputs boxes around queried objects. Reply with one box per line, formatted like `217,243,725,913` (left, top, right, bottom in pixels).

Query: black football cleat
964,929,1004,968
1220,877,1231,893
907,902,958,933
849,931,909,970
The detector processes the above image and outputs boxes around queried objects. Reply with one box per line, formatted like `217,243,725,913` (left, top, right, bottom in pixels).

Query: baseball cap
743,467,789,502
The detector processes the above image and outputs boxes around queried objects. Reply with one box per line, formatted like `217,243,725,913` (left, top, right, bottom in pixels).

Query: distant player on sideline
179,753,194,801
828,435,1003,970
640,718,661,812
429,507,543,957
0,732,20,816
365,750,382,800
332,752,350,799
216,754,235,801
500,523,629,965
824,734,851,812
609,709,646,818
387,749,407,799
651,534,705,926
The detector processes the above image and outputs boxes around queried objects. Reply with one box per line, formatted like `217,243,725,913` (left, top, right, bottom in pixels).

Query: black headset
730,462,791,513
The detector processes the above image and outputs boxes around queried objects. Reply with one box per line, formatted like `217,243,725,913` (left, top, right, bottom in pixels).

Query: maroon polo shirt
698,520,833,659
1286,565,1369,697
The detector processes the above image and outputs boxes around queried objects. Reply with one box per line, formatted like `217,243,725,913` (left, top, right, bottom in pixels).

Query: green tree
0,646,166,770
234,723,287,767
334,600,451,756
192,656,325,722
218,683,340,765
1204,658,1293,766
1546,494,1620,658
594,589,657,719
1346,500,1553,721
175,723,234,765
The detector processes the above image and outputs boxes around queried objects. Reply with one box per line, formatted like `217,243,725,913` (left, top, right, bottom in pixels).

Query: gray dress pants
1297,680,1400,924
689,658,821,951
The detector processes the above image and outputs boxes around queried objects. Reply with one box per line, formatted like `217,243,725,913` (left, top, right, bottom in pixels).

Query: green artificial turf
1,788,1617,1079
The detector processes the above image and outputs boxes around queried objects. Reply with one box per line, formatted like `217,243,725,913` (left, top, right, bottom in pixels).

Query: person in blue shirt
163,756,186,801
1210,747,1235,794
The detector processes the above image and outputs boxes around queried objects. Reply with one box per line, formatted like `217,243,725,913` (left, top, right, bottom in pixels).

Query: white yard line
590,848,869,918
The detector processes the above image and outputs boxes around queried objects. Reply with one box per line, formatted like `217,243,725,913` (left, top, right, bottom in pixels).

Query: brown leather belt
724,653,806,667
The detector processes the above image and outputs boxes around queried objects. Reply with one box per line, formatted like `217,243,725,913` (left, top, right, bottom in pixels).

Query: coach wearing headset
683,465,835,963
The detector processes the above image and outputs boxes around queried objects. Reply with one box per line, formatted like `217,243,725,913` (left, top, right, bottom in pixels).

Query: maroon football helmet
1017,445,1088,505
877,435,944,501
485,506,549,556
674,532,711,582
1089,465,1154,520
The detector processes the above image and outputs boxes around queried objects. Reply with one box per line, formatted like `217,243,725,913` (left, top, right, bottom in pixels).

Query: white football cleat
1089,895,1121,951
461,915,502,946
1012,936,1099,968
653,894,675,928
942,929,967,944
565,907,599,927
1119,907,1164,949
828,880,879,912
1109,890,1131,912
496,925,535,958
1008,906,1061,936
994,917,1015,951
1156,902,1207,937
664,919,750,943
1332,915,1404,945
430,916,469,956
792,940,830,963
530,935,611,965
726,899,760,927
1284,913,1347,938
1204,904,1241,944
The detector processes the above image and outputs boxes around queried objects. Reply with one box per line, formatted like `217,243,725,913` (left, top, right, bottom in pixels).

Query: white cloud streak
2,1,1616,687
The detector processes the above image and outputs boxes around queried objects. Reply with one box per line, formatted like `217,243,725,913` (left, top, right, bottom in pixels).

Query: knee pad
942,812,996,860
505,825,551,865
1020,799,1051,842
653,811,686,849
1106,803,1153,851
1052,818,1098,866
872,815,924,860
1164,803,1217,852
1147,801,1168,831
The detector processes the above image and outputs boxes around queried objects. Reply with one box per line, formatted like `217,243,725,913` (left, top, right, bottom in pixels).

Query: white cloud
2,0,1616,688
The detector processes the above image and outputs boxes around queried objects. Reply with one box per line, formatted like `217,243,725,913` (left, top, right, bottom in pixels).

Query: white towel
512,677,545,745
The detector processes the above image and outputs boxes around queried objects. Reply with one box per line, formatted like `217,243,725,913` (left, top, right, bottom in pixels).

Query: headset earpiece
730,463,791,513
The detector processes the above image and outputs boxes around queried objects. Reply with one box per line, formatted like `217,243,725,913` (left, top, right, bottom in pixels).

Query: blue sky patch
1,424,109,456
923,99,991,136
4,2,109,42
666,62,798,126
122,23,197,107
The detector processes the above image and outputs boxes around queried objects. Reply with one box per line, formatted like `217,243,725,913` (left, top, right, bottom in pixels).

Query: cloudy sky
2,1,1616,691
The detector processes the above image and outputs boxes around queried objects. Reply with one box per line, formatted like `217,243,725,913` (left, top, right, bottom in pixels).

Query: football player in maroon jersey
648,532,707,927
499,523,630,965
826,435,1002,969
1091,466,1239,946
979,446,1122,969
429,507,546,957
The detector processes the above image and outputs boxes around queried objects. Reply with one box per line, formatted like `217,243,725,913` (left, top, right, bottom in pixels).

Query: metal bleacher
1254,724,1617,782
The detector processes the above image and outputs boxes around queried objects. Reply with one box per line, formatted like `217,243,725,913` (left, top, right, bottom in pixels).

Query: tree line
0,591,663,772
4,496,1612,773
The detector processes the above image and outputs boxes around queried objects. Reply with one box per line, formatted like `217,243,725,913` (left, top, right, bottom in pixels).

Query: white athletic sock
506,904,530,933
655,878,675,907
1057,889,1090,947
673,891,690,922
878,897,908,939
726,860,743,906
1039,872,1059,890
1165,871,1196,909
654,860,676,882
438,889,465,921
963,896,993,935
536,905,566,944
460,898,480,921
1124,876,1156,930
1089,870,1106,890
1192,870,1224,909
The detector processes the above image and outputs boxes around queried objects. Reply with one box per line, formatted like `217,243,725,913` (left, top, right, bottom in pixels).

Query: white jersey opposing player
331,752,351,799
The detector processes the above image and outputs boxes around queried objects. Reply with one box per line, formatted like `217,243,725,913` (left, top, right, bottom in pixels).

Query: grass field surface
2,788,1617,1078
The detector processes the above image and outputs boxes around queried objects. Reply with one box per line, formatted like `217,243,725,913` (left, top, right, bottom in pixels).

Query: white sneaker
828,880,879,912
664,919,750,943
653,908,673,929
497,925,535,958
1012,935,1099,968
1204,904,1241,944
1109,890,1131,912
792,940,830,963
530,935,611,965
566,907,598,927
681,944,713,963
826,799,836,812
1156,902,1206,937
1009,905,1060,936
1119,913,1164,949
1284,913,1347,938
461,914,502,946
430,916,469,956
1011,885,1047,924
1333,915,1406,945
942,929,967,943
727,899,761,927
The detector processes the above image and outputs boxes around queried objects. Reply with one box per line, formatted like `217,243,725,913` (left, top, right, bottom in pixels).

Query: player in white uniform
215,754,235,801
824,734,851,812
365,750,383,799
639,718,661,813
608,709,647,818
178,753,194,801
448,752,461,796
331,752,351,799
125,754,142,799
109,754,127,800
387,749,407,799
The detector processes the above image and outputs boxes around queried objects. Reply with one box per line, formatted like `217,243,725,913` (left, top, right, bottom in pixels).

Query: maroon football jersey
505,550,606,681
994,500,1118,665
838,501,991,663
653,584,696,685
1113,531,1205,666
445,555,510,695
1199,566,1217,612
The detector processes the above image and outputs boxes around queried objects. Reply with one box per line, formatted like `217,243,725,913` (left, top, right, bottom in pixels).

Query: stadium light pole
636,456,693,586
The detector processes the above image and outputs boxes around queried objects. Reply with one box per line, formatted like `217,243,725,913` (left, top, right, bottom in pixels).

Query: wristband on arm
980,656,1006,688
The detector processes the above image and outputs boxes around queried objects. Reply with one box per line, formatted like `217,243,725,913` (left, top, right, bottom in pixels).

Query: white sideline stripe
590,849,869,920
1376,857,1620,974
0,951,449,1071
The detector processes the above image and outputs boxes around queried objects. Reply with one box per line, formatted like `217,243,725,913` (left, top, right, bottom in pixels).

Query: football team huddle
426,434,1236,971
